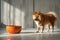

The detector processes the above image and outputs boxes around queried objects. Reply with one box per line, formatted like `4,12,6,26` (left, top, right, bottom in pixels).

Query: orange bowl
6,25,22,34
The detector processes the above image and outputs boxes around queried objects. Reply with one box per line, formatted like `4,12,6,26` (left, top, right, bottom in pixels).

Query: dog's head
33,11,41,21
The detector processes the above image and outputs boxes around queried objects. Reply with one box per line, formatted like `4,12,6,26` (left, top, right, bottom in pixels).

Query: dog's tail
47,12,57,24
47,12,57,18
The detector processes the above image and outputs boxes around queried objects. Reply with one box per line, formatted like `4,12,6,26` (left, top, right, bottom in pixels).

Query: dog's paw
47,30,50,32
52,30,54,32
41,31,43,33
36,31,39,33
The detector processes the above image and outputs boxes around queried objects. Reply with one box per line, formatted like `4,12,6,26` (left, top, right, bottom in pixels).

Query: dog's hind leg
51,23,54,32
48,24,50,32
42,25,44,33
52,25,54,32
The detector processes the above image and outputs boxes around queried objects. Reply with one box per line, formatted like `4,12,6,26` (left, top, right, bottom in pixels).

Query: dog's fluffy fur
33,11,57,33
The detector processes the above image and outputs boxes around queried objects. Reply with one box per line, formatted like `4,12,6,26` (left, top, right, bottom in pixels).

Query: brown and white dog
33,11,57,33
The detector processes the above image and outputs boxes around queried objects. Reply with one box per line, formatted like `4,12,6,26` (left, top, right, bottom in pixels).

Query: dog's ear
39,11,40,13
39,11,41,13
39,11,43,14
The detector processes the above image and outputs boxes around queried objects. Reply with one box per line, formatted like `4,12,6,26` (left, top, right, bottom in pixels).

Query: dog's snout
34,16,39,21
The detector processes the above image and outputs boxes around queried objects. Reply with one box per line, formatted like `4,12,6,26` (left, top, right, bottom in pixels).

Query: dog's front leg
34,21,40,33
36,26,40,33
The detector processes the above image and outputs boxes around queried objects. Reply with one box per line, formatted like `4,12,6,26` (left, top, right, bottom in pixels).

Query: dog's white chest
34,21,39,26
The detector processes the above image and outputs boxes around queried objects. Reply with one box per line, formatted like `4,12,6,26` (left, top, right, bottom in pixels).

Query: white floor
0,28,60,40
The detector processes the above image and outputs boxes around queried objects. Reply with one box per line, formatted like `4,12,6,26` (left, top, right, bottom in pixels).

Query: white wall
1,0,60,29
1,0,33,29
